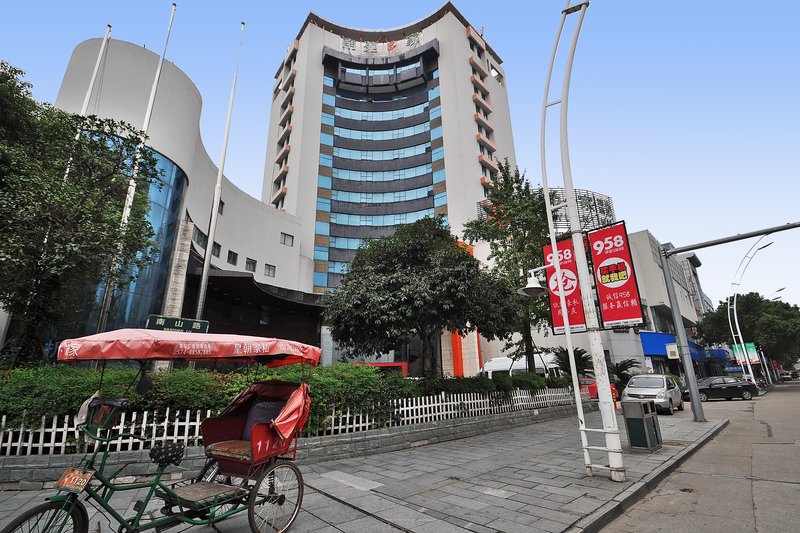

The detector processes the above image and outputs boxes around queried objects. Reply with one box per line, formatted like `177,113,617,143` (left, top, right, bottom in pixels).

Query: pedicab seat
201,381,310,474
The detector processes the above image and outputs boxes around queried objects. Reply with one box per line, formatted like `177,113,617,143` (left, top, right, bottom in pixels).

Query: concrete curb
567,418,730,533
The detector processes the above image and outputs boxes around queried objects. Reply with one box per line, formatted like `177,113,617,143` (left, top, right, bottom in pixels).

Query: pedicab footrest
157,481,248,510
149,442,185,468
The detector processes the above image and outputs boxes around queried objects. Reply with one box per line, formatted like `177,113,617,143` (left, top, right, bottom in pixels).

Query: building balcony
275,144,291,166
281,68,296,92
475,133,496,153
271,186,287,206
277,123,292,145
472,93,492,114
280,87,295,110
473,113,494,133
285,39,299,65
273,164,289,184
478,154,499,174
466,26,486,52
279,105,294,127
470,74,489,95
468,55,490,79
480,175,493,187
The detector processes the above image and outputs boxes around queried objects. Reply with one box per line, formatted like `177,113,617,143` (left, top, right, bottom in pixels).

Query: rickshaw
0,328,320,533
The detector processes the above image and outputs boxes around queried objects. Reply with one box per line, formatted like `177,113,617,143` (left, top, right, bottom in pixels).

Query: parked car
620,374,683,414
578,377,619,401
694,376,758,401
681,377,715,401
780,372,793,382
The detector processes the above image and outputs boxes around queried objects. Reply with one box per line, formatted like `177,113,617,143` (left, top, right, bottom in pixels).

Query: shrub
492,374,513,392
545,375,572,389
418,375,496,395
511,372,546,391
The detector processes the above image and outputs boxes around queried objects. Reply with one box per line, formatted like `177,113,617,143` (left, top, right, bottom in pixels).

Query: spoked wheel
248,461,304,533
0,500,88,533
197,460,249,515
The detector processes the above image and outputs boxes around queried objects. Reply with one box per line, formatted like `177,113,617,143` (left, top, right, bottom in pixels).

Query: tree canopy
462,159,554,372
323,216,517,376
698,292,800,369
0,61,159,366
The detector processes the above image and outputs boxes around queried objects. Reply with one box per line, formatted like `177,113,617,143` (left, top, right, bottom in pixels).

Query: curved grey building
53,3,517,373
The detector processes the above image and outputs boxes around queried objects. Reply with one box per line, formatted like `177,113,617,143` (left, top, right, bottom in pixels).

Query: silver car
621,374,684,414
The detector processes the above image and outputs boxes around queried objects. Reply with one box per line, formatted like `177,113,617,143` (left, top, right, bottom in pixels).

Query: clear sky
2,1,798,310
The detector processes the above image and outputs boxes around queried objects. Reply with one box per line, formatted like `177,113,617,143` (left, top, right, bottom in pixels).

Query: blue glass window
330,237,365,250
314,245,329,261
322,93,336,106
396,61,421,73
430,126,442,140
319,154,333,167
334,122,429,141
315,221,330,235
433,169,446,184
434,192,447,207
321,112,335,126
428,86,440,100
330,209,434,227
316,197,331,211
332,164,432,182
335,103,428,121
432,147,444,161
323,75,334,87
328,261,349,274
432,69,439,79
343,66,367,75
320,132,334,146
318,175,332,189
314,272,328,287
333,142,429,161
332,186,432,204
429,106,441,120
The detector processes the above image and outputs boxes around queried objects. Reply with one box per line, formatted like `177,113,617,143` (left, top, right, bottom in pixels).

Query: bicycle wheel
1,500,88,533
247,461,303,533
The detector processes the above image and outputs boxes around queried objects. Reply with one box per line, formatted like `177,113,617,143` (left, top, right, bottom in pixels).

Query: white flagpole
96,4,177,333
195,21,246,321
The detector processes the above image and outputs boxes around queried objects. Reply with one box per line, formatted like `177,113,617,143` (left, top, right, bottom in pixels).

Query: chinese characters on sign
587,222,644,328
146,314,209,333
340,32,423,56
542,238,587,334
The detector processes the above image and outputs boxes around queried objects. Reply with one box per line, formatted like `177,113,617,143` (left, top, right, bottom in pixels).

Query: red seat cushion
205,440,252,463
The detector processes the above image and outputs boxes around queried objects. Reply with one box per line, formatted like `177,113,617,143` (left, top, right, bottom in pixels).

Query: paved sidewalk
0,408,725,532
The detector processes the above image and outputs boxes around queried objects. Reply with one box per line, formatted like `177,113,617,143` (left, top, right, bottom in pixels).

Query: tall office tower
264,3,517,295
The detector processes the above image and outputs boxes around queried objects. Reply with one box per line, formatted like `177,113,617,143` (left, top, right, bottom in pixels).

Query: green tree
553,347,594,377
323,217,517,376
0,61,159,366
462,159,554,373
698,292,800,369
607,358,640,385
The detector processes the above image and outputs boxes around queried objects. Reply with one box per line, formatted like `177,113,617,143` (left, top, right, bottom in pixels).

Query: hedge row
0,365,568,426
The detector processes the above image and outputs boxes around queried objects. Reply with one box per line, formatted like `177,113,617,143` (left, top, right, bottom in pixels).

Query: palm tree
553,347,594,376
607,358,640,385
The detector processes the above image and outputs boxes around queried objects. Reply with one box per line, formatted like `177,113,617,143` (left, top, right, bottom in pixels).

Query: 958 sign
587,222,643,328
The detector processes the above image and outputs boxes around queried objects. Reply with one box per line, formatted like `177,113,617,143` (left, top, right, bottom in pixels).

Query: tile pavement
0,408,725,532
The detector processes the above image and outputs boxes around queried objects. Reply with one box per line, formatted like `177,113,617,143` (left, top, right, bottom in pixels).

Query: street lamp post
727,238,773,387
536,0,625,482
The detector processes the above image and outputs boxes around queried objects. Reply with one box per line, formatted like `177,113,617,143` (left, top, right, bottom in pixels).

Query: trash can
621,399,662,451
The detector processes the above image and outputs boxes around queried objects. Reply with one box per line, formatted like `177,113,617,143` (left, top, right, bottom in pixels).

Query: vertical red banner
542,238,587,334
587,222,644,328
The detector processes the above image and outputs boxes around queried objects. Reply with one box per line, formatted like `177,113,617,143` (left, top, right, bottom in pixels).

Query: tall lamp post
535,0,625,482
727,238,772,387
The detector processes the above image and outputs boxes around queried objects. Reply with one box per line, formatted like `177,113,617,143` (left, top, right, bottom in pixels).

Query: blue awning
639,331,706,362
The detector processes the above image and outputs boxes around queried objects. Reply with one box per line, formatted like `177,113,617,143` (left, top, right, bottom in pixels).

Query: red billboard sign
587,222,644,328
542,238,587,334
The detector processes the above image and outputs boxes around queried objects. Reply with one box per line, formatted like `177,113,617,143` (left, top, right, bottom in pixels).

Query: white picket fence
0,388,579,456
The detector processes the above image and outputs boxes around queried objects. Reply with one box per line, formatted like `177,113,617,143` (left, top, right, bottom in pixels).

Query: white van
481,356,554,378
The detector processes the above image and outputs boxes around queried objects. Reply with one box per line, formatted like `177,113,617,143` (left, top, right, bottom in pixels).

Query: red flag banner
542,238,587,334
587,222,644,328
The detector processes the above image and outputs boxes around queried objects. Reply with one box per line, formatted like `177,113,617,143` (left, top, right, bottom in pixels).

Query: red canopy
57,328,320,367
